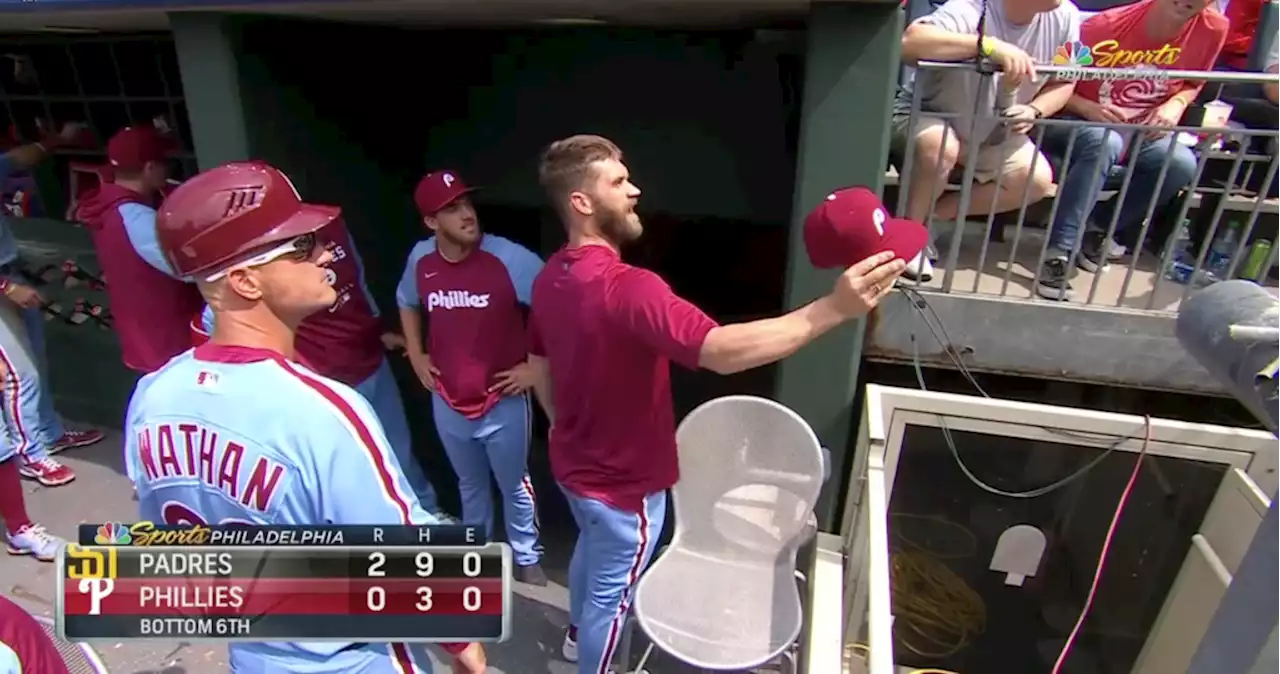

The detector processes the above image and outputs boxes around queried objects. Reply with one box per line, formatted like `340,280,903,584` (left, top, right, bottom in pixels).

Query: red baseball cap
803,187,929,269
107,126,178,172
414,170,476,216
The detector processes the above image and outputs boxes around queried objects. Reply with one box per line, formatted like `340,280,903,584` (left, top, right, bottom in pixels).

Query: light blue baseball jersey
125,343,439,673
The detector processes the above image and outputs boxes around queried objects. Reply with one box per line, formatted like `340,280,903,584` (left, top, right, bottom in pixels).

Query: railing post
774,0,903,531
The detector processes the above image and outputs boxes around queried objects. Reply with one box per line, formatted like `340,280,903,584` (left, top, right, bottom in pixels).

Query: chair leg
781,648,799,674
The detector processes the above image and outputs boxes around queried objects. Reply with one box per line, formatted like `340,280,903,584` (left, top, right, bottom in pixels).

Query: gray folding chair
628,395,825,672
31,613,111,673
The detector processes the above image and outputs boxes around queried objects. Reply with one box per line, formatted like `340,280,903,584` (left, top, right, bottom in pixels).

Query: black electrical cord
896,284,1148,498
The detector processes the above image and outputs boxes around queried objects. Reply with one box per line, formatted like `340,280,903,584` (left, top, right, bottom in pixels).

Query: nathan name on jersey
135,422,285,513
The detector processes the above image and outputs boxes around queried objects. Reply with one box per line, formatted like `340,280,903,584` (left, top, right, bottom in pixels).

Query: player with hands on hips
528,136,917,674
126,161,481,674
396,170,551,586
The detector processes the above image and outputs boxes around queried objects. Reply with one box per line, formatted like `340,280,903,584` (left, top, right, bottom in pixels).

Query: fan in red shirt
1219,0,1263,69
528,134,916,674
1073,0,1228,123
1037,0,1227,301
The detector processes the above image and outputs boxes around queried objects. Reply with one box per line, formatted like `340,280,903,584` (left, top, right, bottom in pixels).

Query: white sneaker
902,251,935,282
562,631,578,662
6,523,63,561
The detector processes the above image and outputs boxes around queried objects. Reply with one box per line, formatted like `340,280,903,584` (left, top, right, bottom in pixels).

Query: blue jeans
1043,119,1198,255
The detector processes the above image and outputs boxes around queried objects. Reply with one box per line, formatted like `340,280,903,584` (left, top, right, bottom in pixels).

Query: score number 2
365,551,485,613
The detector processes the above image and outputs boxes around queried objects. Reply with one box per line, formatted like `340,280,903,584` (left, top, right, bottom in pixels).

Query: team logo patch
872,208,887,238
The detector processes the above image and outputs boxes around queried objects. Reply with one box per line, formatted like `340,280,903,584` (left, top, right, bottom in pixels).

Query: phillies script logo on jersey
426,290,491,312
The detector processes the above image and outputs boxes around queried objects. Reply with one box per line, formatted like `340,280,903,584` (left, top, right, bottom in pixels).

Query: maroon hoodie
77,182,203,373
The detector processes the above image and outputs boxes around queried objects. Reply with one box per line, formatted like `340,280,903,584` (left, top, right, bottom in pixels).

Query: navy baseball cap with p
803,187,929,269
414,170,476,217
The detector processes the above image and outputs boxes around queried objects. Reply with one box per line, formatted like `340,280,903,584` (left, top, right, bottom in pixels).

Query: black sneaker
1076,231,1109,273
515,563,548,586
1036,256,1076,301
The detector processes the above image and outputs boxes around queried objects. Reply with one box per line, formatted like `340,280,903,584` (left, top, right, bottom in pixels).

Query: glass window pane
886,424,1227,674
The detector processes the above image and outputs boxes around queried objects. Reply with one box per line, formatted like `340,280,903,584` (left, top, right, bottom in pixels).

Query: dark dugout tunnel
230,16,806,522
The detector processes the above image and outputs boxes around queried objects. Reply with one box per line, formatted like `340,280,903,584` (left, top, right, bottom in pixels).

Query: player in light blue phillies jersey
0,126,106,495
397,171,550,586
191,216,451,521
125,161,484,674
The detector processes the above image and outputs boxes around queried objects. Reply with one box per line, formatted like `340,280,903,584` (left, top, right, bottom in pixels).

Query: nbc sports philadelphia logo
1051,41,1170,82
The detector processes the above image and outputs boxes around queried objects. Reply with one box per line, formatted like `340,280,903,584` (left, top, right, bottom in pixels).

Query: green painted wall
775,3,903,527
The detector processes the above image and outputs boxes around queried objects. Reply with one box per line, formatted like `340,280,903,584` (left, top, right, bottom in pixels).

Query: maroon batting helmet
157,161,339,279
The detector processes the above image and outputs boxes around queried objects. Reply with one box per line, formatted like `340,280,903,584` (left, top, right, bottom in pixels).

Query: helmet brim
259,203,342,245
194,203,341,280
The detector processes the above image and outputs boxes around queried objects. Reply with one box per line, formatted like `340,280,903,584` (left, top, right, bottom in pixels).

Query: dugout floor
0,429,718,674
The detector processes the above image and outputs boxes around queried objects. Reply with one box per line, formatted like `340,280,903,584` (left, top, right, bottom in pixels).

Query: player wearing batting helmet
126,161,483,674
397,170,551,586
530,136,913,673
189,214,452,522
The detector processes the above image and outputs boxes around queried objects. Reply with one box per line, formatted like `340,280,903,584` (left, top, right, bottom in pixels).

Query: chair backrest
670,395,824,555
631,396,825,669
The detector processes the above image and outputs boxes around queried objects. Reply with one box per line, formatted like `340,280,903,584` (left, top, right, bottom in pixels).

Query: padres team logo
66,544,119,580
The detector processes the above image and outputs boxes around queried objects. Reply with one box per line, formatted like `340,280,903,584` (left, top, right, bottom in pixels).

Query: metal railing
890,62,1280,311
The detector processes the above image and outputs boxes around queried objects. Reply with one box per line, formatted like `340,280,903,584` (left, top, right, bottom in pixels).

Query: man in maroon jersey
529,135,914,674
397,170,550,585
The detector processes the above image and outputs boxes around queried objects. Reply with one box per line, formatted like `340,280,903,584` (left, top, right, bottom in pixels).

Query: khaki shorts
890,114,1040,184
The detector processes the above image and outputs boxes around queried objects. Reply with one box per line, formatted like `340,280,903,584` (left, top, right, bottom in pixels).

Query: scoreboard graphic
57,523,512,642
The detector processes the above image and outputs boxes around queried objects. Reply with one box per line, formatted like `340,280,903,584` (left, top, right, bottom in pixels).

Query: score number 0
366,551,485,613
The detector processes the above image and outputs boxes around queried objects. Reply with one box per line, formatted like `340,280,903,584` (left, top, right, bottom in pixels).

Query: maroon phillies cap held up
414,170,476,216
107,126,179,172
803,187,929,269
